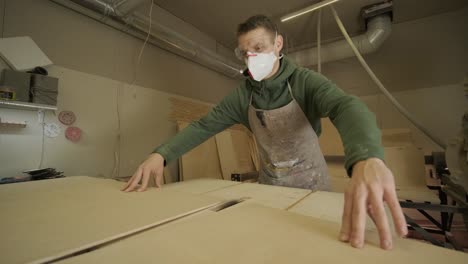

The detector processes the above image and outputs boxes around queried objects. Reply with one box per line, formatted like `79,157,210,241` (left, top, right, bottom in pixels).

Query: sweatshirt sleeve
306,71,384,176
153,88,244,164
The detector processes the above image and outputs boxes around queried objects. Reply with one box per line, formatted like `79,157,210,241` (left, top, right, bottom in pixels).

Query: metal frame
399,179,468,251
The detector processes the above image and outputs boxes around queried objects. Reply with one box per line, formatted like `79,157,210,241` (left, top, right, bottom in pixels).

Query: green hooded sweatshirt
154,56,384,176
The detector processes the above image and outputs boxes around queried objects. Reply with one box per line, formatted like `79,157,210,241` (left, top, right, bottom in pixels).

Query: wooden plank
206,182,311,210
177,121,223,181
163,178,241,195
59,203,467,264
0,176,223,264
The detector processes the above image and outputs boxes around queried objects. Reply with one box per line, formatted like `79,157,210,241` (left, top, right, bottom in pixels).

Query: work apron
248,82,331,191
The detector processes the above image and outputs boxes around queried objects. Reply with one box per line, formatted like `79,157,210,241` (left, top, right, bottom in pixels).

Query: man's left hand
340,158,408,250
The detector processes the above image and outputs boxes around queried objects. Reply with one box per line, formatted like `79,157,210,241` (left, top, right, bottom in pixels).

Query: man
123,15,408,250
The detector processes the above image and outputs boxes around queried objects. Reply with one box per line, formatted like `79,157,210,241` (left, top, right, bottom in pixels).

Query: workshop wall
319,83,466,156
0,65,217,180
0,0,228,179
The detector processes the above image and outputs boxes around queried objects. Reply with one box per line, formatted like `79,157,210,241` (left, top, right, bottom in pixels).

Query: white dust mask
246,32,278,81
247,51,277,81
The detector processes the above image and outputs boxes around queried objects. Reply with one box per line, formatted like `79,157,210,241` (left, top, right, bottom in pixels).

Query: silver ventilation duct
50,0,244,79
287,14,392,67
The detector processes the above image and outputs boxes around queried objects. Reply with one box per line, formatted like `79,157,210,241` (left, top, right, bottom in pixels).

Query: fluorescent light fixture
281,0,340,22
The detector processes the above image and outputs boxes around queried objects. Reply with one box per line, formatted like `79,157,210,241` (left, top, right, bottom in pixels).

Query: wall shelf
0,121,27,128
0,100,57,111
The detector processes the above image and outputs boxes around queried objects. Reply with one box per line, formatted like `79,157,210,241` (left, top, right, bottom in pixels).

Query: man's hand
122,153,165,192
340,158,408,250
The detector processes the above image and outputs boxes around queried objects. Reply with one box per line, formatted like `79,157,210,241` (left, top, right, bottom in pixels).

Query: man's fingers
122,168,141,191
350,185,367,248
137,168,152,192
385,187,408,237
369,188,393,250
121,176,134,191
124,168,143,192
155,170,163,188
340,189,353,242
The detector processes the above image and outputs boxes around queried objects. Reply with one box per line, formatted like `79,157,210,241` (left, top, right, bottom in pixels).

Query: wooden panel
319,118,344,156
206,182,311,210
177,121,223,181
230,129,255,173
169,97,245,131
215,131,238,180
385,146,427,188
0,176,222,264
215,129,255,180
288,191,395,233
163,178,241,194
328,162,350,193
59,204,467,264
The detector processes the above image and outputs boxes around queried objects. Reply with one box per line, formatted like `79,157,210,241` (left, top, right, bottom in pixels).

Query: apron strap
287,81,296,101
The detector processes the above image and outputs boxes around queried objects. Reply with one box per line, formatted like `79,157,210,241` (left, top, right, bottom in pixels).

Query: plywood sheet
287,191,395,233
0,176,222,264
206,182,311,209
59,203,468,264
177,121,223,181
162,178,241,194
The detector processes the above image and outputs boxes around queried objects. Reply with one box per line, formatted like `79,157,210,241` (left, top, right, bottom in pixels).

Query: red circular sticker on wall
65,126,82,143
58,111,76,126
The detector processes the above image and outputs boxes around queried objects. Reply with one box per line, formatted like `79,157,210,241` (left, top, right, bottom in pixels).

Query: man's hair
237,15,278,38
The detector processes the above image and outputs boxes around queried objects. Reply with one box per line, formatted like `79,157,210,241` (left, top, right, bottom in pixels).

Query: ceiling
102,0,468,96
144,0,468,51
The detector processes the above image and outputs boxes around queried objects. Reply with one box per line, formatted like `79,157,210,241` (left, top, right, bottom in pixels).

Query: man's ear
276,34,284,54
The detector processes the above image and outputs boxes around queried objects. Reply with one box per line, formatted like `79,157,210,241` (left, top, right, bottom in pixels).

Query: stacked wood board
1,177,466,264
59,203,467,264
0,176,223,264
176,121,257,181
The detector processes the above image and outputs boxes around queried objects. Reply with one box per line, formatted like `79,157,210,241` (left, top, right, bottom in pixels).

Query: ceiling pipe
113,0,147,17
287,14,392,67
281,0,340,22
49,0,244,79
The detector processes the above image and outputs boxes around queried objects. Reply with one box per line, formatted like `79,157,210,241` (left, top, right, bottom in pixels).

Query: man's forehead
237,28,274,49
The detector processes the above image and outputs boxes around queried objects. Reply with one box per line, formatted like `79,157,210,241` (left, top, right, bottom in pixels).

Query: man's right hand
122,153,165,192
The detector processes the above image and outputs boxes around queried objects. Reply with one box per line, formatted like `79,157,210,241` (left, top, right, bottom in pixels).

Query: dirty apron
248,82,330,191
